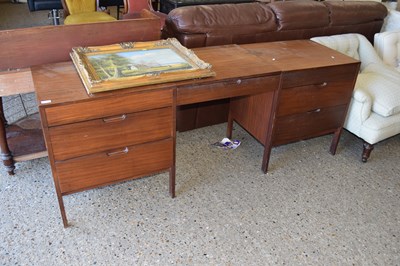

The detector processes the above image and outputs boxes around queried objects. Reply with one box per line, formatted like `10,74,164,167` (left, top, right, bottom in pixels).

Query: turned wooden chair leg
0,97,15,175
362,142,374,163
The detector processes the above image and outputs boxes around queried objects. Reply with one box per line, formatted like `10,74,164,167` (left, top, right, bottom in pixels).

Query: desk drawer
177,75,279,105
276,79,353,117
44,89,173,126
56,139,173,194
49,107,173,161
273,105,347,146
280,64,358,89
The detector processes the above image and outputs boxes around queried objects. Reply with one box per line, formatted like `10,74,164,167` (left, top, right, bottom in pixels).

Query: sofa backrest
162,1,388,48
323,1,386,42
374,30,400,71
163,3,277,47
268,1,329,41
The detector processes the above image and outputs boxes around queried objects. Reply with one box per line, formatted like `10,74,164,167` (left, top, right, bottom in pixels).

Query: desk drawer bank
33,45,280,226
228,41,360,173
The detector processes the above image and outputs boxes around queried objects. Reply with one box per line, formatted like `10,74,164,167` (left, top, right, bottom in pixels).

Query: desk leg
329,127,343,155
0,97,15,175
226,108,233,139
170,90,176,198
169,166,175,198
57,194,69,228
261,146,272,173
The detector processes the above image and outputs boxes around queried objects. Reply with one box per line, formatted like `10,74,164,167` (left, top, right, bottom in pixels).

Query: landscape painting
87,48,194,80
70,38,215,94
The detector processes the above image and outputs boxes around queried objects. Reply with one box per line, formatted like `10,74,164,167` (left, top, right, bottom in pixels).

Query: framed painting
70,38,215,94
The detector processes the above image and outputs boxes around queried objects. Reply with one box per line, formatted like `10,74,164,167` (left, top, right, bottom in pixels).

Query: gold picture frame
70,38,215,94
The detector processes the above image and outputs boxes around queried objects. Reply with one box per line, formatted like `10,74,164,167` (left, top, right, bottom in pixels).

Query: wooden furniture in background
0,10,161,174
0,69,47,174
123,0,167,29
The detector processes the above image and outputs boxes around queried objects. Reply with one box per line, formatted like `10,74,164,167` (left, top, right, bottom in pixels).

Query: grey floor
1,2,400,265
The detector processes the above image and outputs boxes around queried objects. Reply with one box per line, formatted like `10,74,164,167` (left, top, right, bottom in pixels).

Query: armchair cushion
64,0,95,14
374,30,400,71
355,69,400,117
64,12,116,24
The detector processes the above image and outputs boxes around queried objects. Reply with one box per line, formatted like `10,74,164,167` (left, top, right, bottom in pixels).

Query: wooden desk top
33,40,359,106
241,40,359,71
33,44,280,107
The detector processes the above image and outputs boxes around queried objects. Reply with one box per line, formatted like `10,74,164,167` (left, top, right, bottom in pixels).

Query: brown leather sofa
162,1,388,131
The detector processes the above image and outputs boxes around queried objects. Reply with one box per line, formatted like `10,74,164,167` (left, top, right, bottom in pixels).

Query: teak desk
32,41,359,227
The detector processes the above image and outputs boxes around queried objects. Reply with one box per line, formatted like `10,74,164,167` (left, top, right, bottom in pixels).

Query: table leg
170,90,176,198
226,108,233,139
57,194,69,228
329,127,343,155
0,97,15,175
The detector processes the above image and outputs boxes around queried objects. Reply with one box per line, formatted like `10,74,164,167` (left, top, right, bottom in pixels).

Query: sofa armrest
351,86,373,123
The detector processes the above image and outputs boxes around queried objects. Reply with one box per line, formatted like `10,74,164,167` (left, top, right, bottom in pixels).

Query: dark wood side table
0,69,47,175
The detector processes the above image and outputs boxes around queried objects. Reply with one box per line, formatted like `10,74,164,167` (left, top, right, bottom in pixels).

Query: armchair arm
344,84,372,134
363,62,400,80
351,87,373,123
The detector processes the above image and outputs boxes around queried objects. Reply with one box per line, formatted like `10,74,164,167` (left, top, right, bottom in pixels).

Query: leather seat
27,0,63,25
27,0,62,11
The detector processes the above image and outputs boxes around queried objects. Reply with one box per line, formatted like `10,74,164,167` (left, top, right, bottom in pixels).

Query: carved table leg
362,142,374,163
0,97,15,175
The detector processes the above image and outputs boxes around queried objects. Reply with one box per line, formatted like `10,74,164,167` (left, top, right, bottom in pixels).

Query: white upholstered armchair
311,33,400,162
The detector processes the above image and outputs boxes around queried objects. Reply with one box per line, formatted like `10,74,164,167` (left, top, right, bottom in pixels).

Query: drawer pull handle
308,108,321,113
107,147,129,156
102,114,126,123
236,79,242,85
317,82,328,87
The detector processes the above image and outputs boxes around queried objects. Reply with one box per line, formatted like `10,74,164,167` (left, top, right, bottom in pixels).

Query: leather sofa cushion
269,1,329,30
167,3,277,34
324,1,387,26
